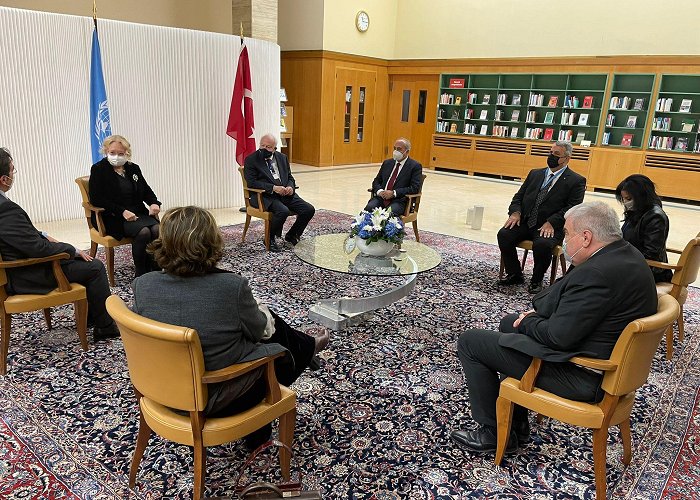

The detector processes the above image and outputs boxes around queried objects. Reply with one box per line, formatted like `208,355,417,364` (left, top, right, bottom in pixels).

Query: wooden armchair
1,252,88,375
367,173,427,242
75,176,131,286
647,233,700,359
494,295,680,499
498,240,567,286
106,295,296,500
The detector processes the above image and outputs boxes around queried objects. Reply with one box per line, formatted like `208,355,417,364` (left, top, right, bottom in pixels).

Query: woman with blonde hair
132,206,328,448
89,135,161,277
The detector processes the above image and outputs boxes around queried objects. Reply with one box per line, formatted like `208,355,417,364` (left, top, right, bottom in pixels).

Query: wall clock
356,11,369,32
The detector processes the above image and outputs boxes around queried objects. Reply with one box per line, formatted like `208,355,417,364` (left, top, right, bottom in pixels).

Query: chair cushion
140,386,296,447
3,284,87,313
89,228,132,247
656,283,688,306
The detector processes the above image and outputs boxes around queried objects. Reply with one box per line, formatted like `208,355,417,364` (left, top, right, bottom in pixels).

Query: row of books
648,135,684,150
651,117,672,131
601,132,635,146
436,121,456,133
609,96,645,111
656,97,693,113
496,93,508,105
606,114,639,128
492,125,510,137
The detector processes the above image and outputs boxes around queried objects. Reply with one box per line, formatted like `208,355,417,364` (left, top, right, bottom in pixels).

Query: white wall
0,6,280,222
278,0,324,50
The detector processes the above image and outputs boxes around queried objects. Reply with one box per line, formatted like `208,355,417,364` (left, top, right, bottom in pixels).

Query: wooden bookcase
601,74,655,149
648,74,700,153
437,73,607,144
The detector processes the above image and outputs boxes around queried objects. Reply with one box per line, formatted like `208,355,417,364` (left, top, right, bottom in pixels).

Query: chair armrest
82,201,110,235
518,358,542,393
201,351,285,384
645,259,681,271
405,193,421,200
569,356,618,372
0,253,72,291
666,247,683,255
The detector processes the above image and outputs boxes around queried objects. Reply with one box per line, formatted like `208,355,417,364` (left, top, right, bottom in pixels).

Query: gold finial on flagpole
240,21,244,42
92,0,97,29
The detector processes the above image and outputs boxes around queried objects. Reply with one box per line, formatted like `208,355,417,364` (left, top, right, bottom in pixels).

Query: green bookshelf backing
437,73,608,144
648,74,700,154
601,74,655,149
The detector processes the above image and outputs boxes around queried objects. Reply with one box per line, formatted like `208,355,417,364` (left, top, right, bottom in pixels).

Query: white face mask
107,154,127,167
622,200,634,211
392,149,404,162
562,233,584,263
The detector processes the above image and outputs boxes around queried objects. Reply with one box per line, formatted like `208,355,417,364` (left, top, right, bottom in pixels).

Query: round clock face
356,11,369,32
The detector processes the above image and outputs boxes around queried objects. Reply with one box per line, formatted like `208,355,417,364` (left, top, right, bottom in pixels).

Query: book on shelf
582,96,594,108
578,113,589,126
548,96,558,107
656,98,673,112
495,110,504,121
564,95,580,108
526,111,537,122
649,135,674,150
511,110,520,121
440,93,454,104
675,137,689,151
621,133,633,147
479,109,488,120
529,93,545,106
633,98,645,110
679,99,693,113
479,124,488,135
561,111,576,125
450,123,458,133
543,128,554,141
455,96,462,105
609,96,631,110
468,92,477,104
602,132,611,145
465,108,474,119
544,111,555,124
497,93,508,105
280,118,287,132
525,127,543,139
449,78,465,88
280,88,287,101
580,139,592,148
452,110,460,119
510,127,519,138
280,104,287,117
652,116,672,131
464,123,476,134
512,94,521,106
606,113,615,127
557,129,573,141
626,115,637,128
681,120,696,132
575,132,586,144
482,94,491,104
492,125,509,137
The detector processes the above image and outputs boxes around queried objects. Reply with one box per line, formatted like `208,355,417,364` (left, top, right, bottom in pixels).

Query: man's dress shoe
450,425,518,454
497,273,525,286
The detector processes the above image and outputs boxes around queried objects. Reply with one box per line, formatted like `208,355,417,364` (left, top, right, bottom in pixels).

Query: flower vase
355,238,395,257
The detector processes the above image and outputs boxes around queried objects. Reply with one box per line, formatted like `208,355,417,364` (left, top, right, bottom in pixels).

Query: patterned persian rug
0,209,698,499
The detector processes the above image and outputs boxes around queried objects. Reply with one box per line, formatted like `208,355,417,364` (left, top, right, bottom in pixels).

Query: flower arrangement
350,207,406,244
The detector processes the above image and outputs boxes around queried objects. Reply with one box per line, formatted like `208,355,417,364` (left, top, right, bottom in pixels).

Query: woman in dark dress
89,135,161,277
615,174,673,283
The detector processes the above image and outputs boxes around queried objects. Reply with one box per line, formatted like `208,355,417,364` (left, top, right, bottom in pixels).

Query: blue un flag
89,26,112,164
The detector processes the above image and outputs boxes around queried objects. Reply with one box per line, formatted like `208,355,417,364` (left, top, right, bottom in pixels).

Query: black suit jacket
622,205,672,283
89,159,160,240
371,157,423,200
508,166,586,232
499,239,658,361
0,195,76,294
243,150,300,210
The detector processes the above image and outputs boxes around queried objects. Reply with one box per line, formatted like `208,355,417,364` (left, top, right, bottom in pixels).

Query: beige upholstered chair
0,252,88,375
106,295,296,500
647,233,700,359
75,176,132,286
494,295,680,500
498,240,567,285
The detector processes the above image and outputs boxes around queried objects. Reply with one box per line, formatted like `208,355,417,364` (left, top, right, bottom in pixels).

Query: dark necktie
527,173,554,229
383,162,401,207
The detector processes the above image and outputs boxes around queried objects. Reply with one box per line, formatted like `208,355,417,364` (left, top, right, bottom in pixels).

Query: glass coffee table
293,233,441,330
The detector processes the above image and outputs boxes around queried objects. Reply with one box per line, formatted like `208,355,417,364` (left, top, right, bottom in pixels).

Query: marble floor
42,163,699,282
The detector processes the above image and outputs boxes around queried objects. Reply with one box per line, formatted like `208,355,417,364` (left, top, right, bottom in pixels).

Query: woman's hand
123,209,138,221
148,204,160,216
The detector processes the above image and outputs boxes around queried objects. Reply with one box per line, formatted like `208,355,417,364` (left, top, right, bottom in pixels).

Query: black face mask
547,154,562,169
260,148,274,159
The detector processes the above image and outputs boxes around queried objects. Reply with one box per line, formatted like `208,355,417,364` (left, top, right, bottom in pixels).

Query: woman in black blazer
89,135,161,277
615,174,673,283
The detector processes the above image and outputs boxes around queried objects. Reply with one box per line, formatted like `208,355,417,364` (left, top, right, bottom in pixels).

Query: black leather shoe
527,281,544,294
512,419,530,444
450,425,518,454
268,238,282,253
498,273,525,286
93,323,120,341
244,422,272,451
284,233,300,246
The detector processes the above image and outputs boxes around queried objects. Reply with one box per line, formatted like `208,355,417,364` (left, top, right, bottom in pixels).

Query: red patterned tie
383,162,401,207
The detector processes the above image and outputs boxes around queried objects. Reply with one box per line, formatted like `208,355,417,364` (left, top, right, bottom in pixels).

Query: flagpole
93,0,97,30
240,21,244,44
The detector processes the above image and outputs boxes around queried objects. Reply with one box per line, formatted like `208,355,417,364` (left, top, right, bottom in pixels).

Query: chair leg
263,220,271,251
559,253,567,275
520,249,529,273
665,325,674,360
494,396,514,466
43,308,52,330
74,299,89,351
242,215,252,243
1,313,11,376
89,241,98,258
536,413,544,424
106,247,116,287
278,408,296,481
412,220,420,243
619,419,632,466
129,408,152,488
192,441,206,500
592,427,609,500
549,254,558,285
677,305,685,342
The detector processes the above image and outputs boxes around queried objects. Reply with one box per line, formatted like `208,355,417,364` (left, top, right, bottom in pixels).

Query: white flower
362,224,373,232
353,213,366,225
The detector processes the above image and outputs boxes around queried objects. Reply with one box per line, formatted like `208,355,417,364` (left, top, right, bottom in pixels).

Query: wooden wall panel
587,149,642,189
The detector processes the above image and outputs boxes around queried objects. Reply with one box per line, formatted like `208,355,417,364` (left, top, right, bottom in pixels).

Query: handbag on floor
234,439,322,499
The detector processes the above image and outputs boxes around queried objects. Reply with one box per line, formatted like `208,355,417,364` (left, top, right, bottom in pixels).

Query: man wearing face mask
0,147,119,342
243,134,315,252
451,201,658,454
497,140,586,294
365,138,423,215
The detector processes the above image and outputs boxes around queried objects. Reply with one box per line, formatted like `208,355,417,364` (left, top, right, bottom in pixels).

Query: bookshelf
648,74,700,154
601,74,655,149
436,73,607,144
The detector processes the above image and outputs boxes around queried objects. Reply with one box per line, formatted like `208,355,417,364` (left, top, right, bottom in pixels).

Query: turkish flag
226,43,255,166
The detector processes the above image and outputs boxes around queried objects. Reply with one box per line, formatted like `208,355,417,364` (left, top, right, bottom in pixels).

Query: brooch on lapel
132,174,139,182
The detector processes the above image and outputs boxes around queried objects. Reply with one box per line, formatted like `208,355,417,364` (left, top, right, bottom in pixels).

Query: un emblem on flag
93,100,111,142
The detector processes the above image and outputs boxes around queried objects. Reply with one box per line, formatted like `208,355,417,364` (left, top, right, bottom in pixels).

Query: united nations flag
89,23,112,164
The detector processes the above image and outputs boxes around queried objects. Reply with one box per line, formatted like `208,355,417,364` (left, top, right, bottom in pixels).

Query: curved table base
309,257,418,330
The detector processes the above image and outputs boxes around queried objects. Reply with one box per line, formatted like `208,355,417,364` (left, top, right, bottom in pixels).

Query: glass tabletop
293,233,441,276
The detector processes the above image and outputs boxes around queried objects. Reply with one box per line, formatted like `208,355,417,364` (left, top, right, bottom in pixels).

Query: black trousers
497,224,562,283
253,194,315,240
457,313,603,428
365,196,406,216
58,258,113,328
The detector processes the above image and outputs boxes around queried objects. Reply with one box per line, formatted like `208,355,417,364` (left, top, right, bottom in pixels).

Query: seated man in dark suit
0,148,118,340
365,137,422,215
451,201,657,453
497,140,586,294
243,133,315,252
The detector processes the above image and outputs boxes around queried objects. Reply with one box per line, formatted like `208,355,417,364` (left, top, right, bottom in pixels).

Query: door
333,67,376,165
385,75,438,167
